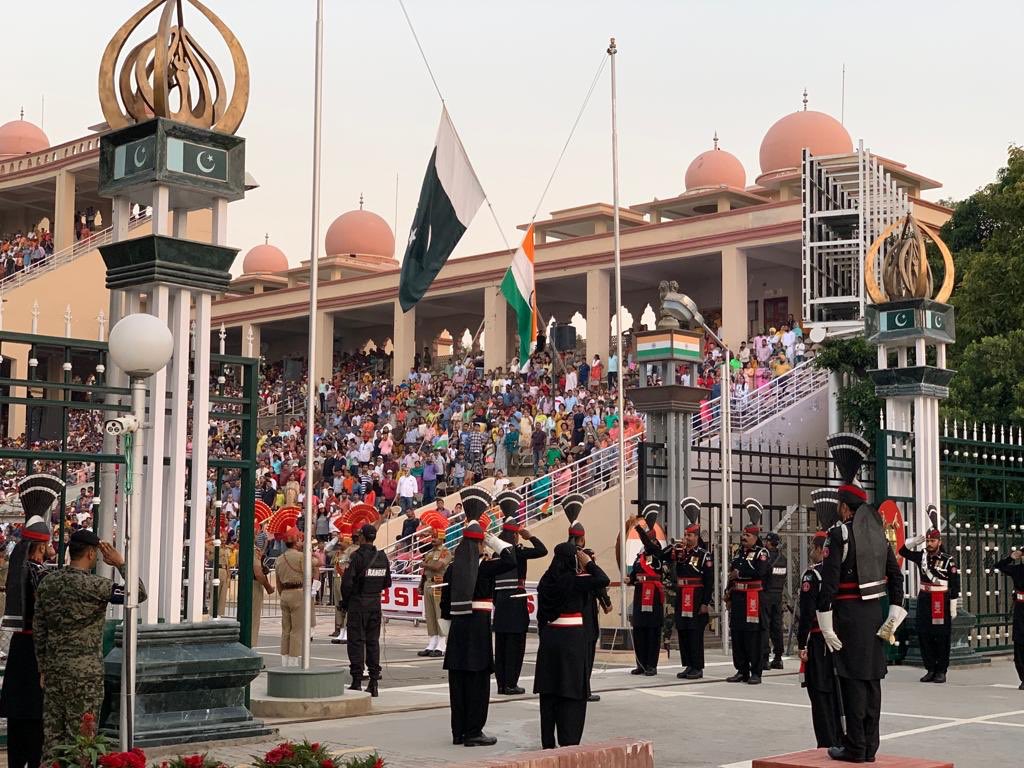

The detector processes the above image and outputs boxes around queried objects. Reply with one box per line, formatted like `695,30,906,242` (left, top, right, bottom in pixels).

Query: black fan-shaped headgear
926,504,941,538
743,497,763,532
564,492,586,540
460,487,493,522
827,433,870,485
496,489,522,520
811,488,840,533
18,474,65,521
680,496,701,533
641,503,660,532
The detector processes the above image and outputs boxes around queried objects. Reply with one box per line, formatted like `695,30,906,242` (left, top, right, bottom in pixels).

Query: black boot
770,656,784,670
677,667,693,679
349,675,362,691
367,677,379,697
932,671,947,684
827,745,865,763
726,672,749,683
920,671,936,683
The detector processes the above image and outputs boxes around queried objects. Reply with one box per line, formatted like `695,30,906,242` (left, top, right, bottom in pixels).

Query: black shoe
349,677,362,692
748,675,762,685
827,746,865,763
932,672,947,684
725,672,749,683
920,671,936,683
685,669,703,680
331,638,345,645
430,649,444,657
630,667,645,675
587,693,601,702
463,733,497,747
506,685,525,695
417,649,432,657
644,668,657,676
367,678,379,697
452,735,464,745
677,669,690,679
1019,682,1024,690
770,656,784,670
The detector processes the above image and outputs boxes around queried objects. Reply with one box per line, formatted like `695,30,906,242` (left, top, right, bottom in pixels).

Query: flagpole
301,0,325,671
608,37,629,629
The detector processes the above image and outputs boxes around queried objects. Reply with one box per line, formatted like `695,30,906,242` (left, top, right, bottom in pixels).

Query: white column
152,185,171,236
186,293,212,621
586,269,610,365
160,288,191,622
173,208,189,239
54,169,77,252
211,199,228,245
720,245,748,349
392,299,415,384
138,285,169,624
483,286,508,371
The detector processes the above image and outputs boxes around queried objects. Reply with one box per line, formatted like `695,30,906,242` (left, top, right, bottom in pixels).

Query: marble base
102,620,273,747
250,674,371,719
265,666,349,698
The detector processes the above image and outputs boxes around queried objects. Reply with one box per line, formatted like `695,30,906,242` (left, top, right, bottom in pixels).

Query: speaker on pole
551,324,577,352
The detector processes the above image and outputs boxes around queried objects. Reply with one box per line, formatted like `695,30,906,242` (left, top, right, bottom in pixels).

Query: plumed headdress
680,496,701,534
496,489,523,543
743,497,763,534
563,492,586,541
828,432,870,509
926,504,942,539
811,487,839,542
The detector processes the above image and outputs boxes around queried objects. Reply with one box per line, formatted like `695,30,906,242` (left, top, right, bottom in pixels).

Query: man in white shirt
397,471,419,514
565,365,578,392
357,439,374,464
781,325,796,363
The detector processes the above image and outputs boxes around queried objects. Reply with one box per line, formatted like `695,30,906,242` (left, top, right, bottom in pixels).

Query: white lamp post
106,312,174,749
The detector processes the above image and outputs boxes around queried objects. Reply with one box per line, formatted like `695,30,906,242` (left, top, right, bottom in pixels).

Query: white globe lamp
108,313,174,377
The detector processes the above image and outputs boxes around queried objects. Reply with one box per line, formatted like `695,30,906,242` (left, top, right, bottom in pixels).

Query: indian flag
636,331,702,361
500,224,538,371
434,432,449,451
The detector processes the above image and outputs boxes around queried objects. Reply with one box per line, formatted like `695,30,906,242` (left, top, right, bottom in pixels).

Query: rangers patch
801,581,811,592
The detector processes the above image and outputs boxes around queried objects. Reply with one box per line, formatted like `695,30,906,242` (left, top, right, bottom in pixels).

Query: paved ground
234,616,1024,767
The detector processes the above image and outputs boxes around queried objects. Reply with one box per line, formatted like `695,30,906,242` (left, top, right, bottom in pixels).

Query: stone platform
249,674,372,719
753,750,953,767
438,738,653,768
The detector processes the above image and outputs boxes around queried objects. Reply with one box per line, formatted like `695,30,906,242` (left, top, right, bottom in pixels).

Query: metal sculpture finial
31,300,40,335
713,131,719,150
98,0,249,134
19,107,24,120
98,310,107,342
64,304,73,338
264,233,269,245
359,193,364,210
802,88,808,110
865,214,955,304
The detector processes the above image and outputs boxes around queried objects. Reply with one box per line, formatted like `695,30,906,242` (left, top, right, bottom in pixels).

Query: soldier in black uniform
628,505,665,676
340,523,391,696
565,493,612,702
817,433,906,763
899,505,960,684
994,546,1024,689
493,489,547,695
726,498,771,685
762,531,788,670
798,488,843,750
668,497,714,680
0,475,62,768
442,488,515,747
534,541,610,749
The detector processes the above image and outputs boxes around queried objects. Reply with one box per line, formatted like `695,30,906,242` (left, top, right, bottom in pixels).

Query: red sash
638,556,663,612
930,590,945,624
678,577,702,618
746,587,760,623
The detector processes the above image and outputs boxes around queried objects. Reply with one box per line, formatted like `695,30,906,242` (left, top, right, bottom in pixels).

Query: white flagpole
608,37,629,628
301,0,325,671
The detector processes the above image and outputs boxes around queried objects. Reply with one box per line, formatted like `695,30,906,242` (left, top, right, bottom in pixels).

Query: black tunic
627,553,665,628
493,537,548,634
797,564,834,692
765,550,788,594
817,520,904,681
898,546,960,635
533,560,610,699
728,546,771,632
442,547,516,672
0,560,45,720
667,544,714,629
995,556,1024,635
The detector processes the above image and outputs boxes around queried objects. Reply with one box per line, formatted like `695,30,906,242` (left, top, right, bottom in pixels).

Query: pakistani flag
399,108,486,311
500,224,538,371
434,432,449,451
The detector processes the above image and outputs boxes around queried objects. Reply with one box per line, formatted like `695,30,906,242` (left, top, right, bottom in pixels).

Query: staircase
0,214,151,294
691,359,829,443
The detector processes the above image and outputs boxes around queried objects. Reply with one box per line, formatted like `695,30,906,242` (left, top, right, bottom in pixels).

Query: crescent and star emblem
133,145,147,167
894,312,909,328
197,151,217,173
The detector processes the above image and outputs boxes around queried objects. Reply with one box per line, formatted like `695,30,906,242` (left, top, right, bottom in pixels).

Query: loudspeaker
551,324,577,352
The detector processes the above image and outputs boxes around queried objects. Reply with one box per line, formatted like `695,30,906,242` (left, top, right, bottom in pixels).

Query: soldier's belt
808,627,822,634
677,578,704,586
279,583,303,590
549,613,583,627
471,599,494,612
732,580,762,591
919,583,947,593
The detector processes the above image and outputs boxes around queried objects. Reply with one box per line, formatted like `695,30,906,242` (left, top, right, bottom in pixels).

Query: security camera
104,416,140,436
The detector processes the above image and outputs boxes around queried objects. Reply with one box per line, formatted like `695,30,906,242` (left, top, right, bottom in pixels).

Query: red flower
373,758,384,768
99,754,124,768
80,712,97,737
310,744,320,753
320,761,334,768
183,756,205,768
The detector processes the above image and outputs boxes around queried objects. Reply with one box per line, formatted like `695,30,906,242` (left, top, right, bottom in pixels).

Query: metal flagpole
719,350,731,654
608,37,629,627
301,0,325,671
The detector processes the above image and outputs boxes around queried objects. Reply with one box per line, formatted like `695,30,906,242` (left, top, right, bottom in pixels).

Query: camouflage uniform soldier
33,529,147,757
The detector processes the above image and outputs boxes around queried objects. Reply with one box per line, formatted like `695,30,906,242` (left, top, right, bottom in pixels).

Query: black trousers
586,632,598,680
837,677,881,760
448,669,491,739
494,632,526,690
346,610,382,680
677,616,707,670
731,628,764,676
539,694,587,749
761,593,784,660
807,687,843,749
919,630,951,673
1015,634,1024,683
632,625,660,671
7,718,43,768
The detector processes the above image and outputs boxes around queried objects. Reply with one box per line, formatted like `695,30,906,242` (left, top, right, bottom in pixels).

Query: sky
5,0,1024,270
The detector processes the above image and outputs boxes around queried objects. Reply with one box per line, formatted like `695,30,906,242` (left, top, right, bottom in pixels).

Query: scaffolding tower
802,140,909,336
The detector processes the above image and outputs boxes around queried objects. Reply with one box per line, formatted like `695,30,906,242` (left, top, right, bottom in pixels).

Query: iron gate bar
0,378,131,397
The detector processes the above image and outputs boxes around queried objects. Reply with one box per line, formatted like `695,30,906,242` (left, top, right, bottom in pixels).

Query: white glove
816,610,843,652
876,604,908,645
484,533,511,554
905,534,926,549
950,598,958,620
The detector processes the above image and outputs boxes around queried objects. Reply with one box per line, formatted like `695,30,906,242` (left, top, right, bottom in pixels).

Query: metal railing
256,362,382,417
691,358,828,442
382,431,644,574
0,213,151,293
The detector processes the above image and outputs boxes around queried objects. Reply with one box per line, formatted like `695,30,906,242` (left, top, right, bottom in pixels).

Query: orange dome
325,208,395,259
759,110,852,174
0,119,50,157
242,243,288,274
685,143,746,191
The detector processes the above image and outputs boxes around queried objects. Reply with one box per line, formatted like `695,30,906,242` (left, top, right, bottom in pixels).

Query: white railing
257,393,305,418
0,213,151,294
691,358,829,442
382,431,644,574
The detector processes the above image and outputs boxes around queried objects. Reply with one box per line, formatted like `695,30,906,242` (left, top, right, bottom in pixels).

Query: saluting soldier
493,489,547,695
565,493,612,702
798,488,843,750
34,528,147,759
628,505,665,676
668,497,714,680
442,488,515,747
418,528,451,657
1,475,62,768
762,530,787,670
899,505,960,684
330,530,362,645
994,546,1024,690
816,432,906,764
726,498,771,685
341,523,391,696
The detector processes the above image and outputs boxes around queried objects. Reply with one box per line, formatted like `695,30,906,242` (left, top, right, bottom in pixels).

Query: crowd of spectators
0,229,53,280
